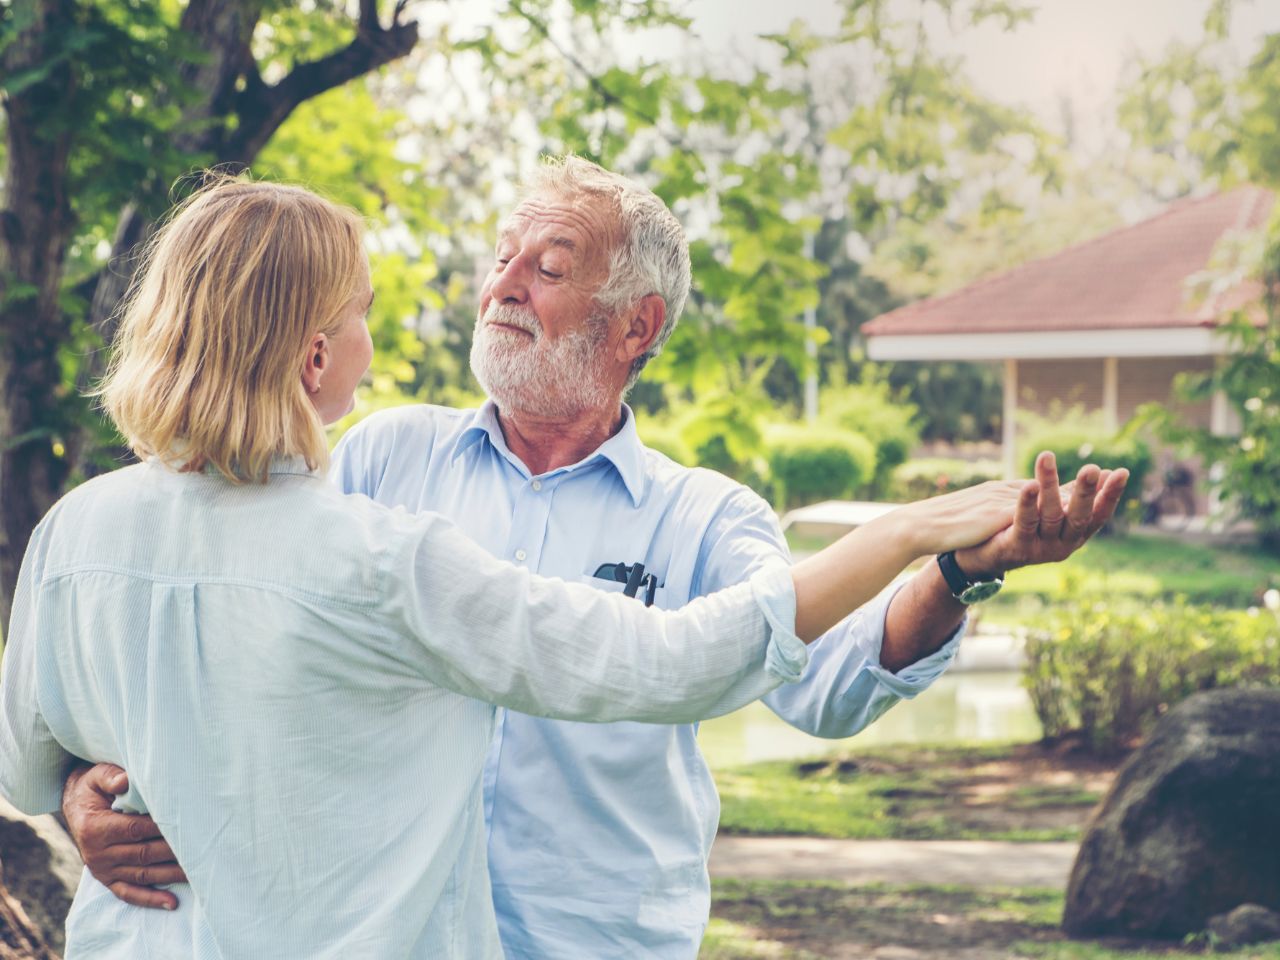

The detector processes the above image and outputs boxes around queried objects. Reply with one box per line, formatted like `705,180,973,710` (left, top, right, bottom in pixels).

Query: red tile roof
862,186,1274,337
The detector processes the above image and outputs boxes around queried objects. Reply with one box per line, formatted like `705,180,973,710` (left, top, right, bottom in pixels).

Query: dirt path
710,836,1078,888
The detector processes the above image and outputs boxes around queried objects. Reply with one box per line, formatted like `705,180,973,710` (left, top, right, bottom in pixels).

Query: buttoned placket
483,468,561,832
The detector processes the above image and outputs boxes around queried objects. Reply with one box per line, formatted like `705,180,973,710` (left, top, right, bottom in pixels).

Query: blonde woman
0,177,1122,958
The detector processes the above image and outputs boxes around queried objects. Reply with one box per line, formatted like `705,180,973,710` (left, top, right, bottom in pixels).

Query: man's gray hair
524,155,692,389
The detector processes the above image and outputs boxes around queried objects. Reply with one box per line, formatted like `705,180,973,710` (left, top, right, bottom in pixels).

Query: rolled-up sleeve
0,525,73,815
763,581,964,738
384,510,808,724
691,489,964,739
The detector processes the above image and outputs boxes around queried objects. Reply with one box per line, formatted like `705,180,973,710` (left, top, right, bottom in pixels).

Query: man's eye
539,268,562,279
497,257,511,266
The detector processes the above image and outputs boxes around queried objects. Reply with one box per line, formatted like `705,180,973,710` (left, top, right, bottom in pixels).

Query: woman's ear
300,332,329,396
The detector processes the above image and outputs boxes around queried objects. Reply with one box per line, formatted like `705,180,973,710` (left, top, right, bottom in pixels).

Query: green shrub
665,388,773,495
889,457,1003,502
764,424,876,510
1020,410,1153,527
821,379,921,498
1024,586,1280,754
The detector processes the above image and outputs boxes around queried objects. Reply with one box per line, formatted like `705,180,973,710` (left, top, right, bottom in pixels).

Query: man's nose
489,254,530,304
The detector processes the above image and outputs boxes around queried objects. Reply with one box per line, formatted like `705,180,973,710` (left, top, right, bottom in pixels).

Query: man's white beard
470,303,615,419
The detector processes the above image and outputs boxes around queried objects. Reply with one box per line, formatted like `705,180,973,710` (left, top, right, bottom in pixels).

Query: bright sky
678,0,1280,150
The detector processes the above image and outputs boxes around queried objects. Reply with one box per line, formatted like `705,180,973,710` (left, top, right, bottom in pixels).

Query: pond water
698,670,1041,768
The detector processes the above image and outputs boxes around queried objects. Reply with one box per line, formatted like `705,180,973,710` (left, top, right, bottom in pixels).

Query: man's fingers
129,838,177,867
1087,468,1130,534
122,814,165,845
86,811,163,850
1015,480,1040,536
82,762,129,798
107,881,178,911
1063,464,1101,540
118,863,187,887
1035,451,1065,534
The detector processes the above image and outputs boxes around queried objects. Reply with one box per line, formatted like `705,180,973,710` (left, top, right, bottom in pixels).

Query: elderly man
64,156,1121,957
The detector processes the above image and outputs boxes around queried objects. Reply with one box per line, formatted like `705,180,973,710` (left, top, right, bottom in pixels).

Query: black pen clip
593,562,662,607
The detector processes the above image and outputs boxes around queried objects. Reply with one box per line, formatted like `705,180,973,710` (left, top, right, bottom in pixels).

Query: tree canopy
1,0,1066,623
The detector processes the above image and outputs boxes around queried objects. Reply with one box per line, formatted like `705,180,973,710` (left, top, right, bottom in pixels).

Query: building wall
1017,359,1104,420
1016,356,1214,428
1014,355,1217,511
1117,356,1215,428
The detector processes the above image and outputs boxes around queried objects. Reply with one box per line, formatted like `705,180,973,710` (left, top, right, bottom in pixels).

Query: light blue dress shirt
332,401,962,959
0,458,807,959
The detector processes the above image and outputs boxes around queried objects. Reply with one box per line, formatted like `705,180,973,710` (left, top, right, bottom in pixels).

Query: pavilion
862,186,1274,480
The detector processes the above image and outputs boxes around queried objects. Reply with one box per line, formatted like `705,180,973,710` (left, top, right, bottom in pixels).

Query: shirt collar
186,454,318,479
450,399,647,507
269,455,320,477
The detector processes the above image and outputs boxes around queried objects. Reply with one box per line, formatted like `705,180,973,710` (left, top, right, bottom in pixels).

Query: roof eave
865,326,1236,362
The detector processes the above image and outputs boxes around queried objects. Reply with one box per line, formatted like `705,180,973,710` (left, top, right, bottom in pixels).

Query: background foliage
1025,583,1280,754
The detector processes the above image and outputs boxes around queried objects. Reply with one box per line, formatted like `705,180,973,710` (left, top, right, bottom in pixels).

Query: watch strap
936,550,973,596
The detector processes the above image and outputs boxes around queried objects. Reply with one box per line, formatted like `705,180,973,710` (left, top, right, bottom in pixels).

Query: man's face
470,192,624,418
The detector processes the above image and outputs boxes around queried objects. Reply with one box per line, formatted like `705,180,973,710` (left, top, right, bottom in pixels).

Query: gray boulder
1206,904,1280,950
0,798,82,953
1063,687,1280,939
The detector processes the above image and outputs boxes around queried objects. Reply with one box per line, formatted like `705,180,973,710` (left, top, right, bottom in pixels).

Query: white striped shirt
0,458,805,958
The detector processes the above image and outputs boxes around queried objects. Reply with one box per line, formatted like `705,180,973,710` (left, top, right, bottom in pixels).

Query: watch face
958,580,1003,604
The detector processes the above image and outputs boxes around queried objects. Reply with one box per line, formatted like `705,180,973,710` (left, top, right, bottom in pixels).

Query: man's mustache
483,304,540,335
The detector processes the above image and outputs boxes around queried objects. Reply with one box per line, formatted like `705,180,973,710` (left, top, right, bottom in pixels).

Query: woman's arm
389,477,1033,724
0,524,75,815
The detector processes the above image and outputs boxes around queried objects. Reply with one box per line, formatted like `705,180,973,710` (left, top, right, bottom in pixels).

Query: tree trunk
0,860,57,960
2,1,420,624
0,0,77,629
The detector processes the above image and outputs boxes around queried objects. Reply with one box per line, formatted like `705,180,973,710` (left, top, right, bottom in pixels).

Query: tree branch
226,10,420,163
358,0,380,34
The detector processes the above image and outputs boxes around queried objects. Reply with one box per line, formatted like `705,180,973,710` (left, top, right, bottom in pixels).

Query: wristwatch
936,551,1004,604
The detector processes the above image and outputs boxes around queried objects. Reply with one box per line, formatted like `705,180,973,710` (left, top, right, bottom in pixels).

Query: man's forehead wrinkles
497,220,583,255
508,197,612,244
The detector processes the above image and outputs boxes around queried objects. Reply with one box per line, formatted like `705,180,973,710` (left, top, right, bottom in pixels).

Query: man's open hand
62,762,186,910
954,450,1129,577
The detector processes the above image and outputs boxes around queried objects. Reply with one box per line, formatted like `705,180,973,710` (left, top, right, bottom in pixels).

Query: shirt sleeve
382,509,809,724
693,490,965,739
0,523,75,815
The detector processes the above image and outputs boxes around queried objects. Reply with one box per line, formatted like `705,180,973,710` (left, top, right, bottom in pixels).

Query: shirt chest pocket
575,569,673,610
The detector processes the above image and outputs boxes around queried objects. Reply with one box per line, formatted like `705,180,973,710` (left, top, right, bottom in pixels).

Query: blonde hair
99,174,367,483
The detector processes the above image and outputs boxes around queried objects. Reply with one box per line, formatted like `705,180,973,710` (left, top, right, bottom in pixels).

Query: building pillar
1102,357,1119,433
1003,358,1018,481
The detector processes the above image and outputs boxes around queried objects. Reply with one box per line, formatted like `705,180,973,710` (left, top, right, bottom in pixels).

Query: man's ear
300,332,329,396
615,294,666,366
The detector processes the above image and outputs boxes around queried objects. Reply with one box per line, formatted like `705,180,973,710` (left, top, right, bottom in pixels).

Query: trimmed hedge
1021,423,1153,527
764,424,877,510
821,381,921,498
889,457,1003,502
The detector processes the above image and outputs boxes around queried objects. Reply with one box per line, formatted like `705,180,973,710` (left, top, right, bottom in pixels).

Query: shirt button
531,480,542,492
515,549,527,562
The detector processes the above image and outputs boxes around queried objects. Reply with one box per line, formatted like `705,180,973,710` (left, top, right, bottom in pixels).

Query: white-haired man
64,156,1121,957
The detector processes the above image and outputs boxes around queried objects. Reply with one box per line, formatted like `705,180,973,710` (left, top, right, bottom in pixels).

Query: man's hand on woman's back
63,762,187,910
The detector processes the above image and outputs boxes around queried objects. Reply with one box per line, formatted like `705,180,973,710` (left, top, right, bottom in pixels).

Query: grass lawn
700,880,1280,959
992,531,1280,608
714,742,1117,843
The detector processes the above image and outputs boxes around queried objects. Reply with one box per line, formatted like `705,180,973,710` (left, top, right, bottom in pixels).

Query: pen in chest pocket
593,561,661,607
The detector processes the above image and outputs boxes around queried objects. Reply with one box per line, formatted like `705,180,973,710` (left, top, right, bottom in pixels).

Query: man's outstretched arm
62,762,186,910
764,452,1127,735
